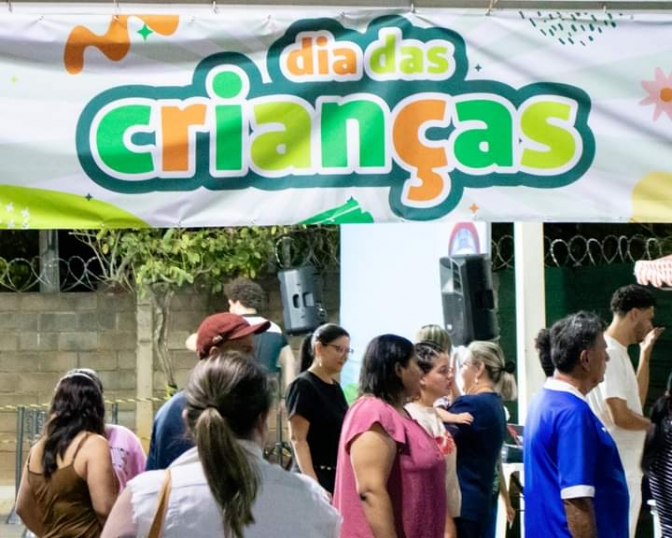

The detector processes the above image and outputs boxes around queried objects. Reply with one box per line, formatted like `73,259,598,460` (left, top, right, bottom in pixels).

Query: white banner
0,8,671,227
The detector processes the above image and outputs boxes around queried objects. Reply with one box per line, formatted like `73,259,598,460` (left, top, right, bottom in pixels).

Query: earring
475,376,479,385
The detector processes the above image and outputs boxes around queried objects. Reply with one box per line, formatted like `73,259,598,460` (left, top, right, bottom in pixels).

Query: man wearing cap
145,313,269,471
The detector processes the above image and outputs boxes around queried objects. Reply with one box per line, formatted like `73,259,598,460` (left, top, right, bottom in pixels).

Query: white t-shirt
129,442,341,538
587,334,646,460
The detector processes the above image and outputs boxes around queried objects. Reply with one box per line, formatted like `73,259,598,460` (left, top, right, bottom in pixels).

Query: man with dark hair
534,328,555,378
525,312,629,538
225,277,296,391
588,284,664,537
146,313,269,470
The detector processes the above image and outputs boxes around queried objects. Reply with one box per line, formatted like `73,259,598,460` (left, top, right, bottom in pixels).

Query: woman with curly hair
405,341,461,538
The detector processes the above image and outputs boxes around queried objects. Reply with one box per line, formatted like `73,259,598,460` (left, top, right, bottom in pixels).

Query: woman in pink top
71,369,146,490
333,334,447,538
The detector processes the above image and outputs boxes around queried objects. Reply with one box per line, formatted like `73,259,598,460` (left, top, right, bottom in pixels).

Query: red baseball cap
194,313,270,359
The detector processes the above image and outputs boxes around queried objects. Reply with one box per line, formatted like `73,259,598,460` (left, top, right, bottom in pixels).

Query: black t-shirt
242,315,288,374
286,371,348,492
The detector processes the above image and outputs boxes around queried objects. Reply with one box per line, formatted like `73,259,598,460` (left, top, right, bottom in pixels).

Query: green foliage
72,225,299,388
72,226,290,296
0,230,40,291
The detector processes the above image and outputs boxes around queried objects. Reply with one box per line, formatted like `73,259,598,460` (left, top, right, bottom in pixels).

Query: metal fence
0,255,103,293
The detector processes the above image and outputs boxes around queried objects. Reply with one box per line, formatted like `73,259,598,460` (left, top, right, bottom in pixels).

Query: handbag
147,469,172,538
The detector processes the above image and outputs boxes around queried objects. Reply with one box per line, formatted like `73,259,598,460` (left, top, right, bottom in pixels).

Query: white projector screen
339,221,489,401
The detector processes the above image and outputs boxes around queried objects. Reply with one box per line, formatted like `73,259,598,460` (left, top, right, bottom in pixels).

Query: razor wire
491,234,670,271
0,255,103,292
0,227,341,292
1,231,669,289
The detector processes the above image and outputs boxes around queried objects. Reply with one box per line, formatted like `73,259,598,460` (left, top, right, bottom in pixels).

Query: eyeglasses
327,344,354,355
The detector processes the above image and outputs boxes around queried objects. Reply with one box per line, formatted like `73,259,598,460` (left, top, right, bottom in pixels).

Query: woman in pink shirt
71,369,146,490
333,334,447,538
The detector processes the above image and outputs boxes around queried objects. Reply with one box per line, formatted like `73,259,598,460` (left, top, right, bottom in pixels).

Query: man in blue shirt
524,312,629,538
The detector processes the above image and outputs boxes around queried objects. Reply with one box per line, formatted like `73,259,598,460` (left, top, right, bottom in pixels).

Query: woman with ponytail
447,341,518,538
287,323,351,494
102,351,340,538
643,372,672,536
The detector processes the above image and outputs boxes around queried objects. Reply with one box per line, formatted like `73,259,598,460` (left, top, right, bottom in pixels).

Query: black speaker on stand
278,265,327,335
439,254,499,346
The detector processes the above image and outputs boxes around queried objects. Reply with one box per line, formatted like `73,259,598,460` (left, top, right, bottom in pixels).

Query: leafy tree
72,226,291,391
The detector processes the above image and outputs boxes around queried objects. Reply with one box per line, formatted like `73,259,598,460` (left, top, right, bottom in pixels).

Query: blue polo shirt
524,379,629,538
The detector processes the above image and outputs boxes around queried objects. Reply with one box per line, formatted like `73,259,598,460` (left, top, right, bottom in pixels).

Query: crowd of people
14,278,672,538
524,284,666,538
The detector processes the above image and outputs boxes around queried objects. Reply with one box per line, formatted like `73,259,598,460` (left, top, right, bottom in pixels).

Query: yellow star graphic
10,75,18,83
469,203,479,213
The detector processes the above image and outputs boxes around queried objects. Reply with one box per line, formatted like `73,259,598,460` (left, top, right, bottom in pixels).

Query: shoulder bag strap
147,469,172,538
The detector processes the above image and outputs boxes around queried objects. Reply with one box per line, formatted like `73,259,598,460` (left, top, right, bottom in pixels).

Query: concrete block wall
158,271,341,395
0,292,137,481
0,270,340,482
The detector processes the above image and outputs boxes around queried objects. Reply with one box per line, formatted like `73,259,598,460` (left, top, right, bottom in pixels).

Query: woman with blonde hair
102,351,341,538
448,340,517,538
416,324,452,353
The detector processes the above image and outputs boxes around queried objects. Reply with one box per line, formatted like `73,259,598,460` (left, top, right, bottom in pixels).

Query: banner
0,8,671,228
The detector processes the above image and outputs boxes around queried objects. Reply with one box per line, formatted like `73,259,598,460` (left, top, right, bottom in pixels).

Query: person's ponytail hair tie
185,352,271,538
503,361,516,374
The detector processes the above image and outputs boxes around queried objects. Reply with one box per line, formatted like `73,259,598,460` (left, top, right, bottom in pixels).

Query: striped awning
635,256,672,288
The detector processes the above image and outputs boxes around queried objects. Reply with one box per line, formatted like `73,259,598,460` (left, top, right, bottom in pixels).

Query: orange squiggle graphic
64,15,180,75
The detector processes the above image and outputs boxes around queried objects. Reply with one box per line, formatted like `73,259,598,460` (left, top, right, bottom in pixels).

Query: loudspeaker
278,265,327,335
439,254,499,347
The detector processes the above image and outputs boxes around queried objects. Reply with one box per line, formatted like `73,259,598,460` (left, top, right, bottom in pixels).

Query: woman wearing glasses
286,323,351,495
